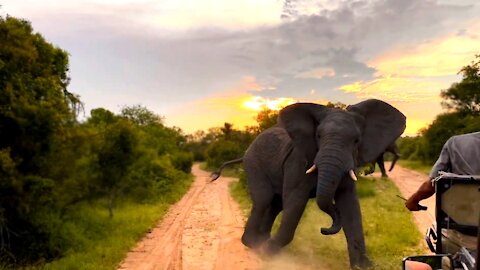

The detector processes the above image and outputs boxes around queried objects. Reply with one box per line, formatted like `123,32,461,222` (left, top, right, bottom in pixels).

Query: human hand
405,197,422,211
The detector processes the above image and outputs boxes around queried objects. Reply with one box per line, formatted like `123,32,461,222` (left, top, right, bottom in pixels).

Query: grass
37,175,193,270
229,174,425,270
397,160,432,175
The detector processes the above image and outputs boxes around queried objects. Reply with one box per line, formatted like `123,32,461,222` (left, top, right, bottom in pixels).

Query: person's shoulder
450,131,480,142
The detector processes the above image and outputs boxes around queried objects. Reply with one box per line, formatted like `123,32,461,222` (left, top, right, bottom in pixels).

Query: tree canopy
0,15,192,266
441,54,480,115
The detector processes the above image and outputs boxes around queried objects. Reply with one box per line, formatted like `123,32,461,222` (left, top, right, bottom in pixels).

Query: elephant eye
354,138,359,144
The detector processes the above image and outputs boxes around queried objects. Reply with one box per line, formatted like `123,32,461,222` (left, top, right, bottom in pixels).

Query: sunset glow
243,96,297,111
5,0,479,136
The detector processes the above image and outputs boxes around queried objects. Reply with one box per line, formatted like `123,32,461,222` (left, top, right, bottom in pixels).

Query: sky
2,0,479,136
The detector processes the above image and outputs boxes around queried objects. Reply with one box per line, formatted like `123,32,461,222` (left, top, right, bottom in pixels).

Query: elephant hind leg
242,196,274,248
241,171,275,249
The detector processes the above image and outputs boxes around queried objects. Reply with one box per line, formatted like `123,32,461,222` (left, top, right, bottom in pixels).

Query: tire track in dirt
118,164,261,270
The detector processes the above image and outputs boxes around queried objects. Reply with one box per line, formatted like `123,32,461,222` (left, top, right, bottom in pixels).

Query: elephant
212,99,406,269
363,142,400,178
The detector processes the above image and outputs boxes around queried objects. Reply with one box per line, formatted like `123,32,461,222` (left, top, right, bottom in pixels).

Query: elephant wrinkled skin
214,99,406,269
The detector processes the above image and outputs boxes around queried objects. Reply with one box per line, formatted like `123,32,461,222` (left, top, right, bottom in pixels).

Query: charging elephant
212,99,406,269
364,142,400,178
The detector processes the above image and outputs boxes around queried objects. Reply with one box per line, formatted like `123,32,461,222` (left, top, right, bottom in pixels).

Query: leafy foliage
0,15,192,267
441,55,480,115
0,15,79,264
255,109,279,132
188,109,282,169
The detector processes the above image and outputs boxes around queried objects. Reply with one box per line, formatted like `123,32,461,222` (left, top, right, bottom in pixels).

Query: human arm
405,139,451,211
405,179,435,211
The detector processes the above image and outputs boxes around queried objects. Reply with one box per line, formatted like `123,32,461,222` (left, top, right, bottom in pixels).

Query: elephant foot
261,239,282,256
241,232,267,249
351,255,373,269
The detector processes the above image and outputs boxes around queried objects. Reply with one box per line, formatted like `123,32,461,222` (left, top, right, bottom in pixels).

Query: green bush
206,140,243,168
170,151,194,173
419,112,479,163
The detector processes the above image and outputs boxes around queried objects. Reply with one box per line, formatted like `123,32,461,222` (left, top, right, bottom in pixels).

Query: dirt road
118,162,433,270
118,164,261,270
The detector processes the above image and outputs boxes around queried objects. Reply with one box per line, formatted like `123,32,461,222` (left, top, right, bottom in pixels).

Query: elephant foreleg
266,167,315,254
265,196,308,254
335,179,372,269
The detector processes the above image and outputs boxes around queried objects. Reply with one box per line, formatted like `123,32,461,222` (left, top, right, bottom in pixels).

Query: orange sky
166,23,480,136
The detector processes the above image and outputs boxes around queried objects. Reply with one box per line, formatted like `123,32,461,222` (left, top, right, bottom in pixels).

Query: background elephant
363,142,401,178
215,99,406,269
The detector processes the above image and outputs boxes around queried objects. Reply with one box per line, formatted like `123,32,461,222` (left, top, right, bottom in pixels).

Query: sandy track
118,162,433,270
118,164,261,270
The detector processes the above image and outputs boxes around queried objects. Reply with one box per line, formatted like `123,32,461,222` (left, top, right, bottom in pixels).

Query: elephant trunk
315,162,343,235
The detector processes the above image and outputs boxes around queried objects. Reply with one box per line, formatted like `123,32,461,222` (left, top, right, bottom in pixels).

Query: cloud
4,0,283,31
369,22,480,78
4,0,480,134
339,75,444,103
296,67,336,79
163,77,297,132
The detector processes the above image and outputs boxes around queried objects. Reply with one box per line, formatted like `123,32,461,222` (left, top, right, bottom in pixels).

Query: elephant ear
279,103,329,163
347,99,406,166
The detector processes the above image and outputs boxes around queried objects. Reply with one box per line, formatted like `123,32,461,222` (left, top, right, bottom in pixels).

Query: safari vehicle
403,173,479,270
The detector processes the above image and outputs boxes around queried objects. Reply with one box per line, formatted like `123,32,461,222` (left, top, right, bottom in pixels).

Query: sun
243,96,296,111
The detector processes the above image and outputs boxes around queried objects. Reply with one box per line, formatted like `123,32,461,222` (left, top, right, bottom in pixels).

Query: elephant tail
210,157,244,181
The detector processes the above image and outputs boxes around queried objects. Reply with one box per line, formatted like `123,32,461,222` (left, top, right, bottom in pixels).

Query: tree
95,119,138,217
121,104,163,126
325,101,348,110
220,122,234,140
88,108,118,127
255,109,279,132
0,15,80,263
0,16,77,174
206,140,243,168
441,54,480,115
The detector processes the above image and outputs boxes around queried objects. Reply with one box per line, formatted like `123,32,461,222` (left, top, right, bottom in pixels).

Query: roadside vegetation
0,16,192,269
2,10,478,270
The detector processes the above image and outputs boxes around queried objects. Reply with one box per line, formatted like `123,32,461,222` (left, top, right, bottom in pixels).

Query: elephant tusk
349,170,358,181
305,164,317,174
